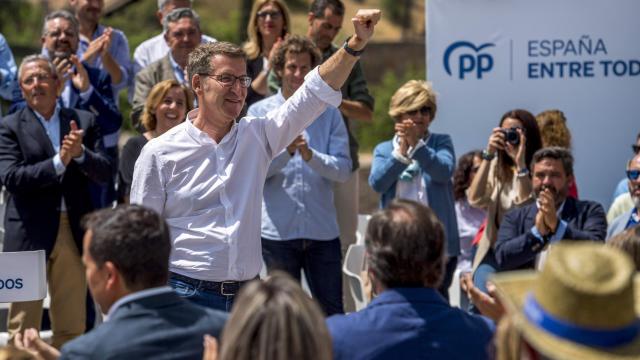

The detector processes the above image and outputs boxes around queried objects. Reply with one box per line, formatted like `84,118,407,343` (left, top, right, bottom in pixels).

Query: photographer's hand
514,128,527,169
487,128,505,155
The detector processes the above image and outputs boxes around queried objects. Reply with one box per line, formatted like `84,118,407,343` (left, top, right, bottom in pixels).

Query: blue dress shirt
77,24,131,97
0,33,17,113
247,91,351,241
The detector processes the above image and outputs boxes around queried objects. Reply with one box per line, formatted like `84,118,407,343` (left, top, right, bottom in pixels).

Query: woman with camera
467,109,542,295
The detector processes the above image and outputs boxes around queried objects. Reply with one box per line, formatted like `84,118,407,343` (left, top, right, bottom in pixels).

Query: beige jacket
467,158,534,270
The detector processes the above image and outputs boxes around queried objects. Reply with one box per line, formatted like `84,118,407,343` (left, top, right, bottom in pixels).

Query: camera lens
503,128,520,146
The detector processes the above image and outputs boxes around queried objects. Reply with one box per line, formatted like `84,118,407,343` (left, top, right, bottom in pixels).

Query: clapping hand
60,120,84,166
536,186,558,236
395,120,419,156
82,27,113,63
14,328,60,360
54,55,90,92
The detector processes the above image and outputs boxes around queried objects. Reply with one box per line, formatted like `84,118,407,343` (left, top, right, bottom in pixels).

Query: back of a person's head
366,199,445,289
608,225,640,271
82,205,171,290
219,272,332,360
536,109,572,149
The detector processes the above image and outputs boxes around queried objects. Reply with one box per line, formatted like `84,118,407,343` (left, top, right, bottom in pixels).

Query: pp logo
443,41,495,79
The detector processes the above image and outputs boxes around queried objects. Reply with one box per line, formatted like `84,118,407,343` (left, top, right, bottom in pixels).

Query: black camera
500,128,520,146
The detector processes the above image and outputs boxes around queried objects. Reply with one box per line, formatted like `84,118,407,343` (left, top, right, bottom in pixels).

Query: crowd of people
0,0,639,359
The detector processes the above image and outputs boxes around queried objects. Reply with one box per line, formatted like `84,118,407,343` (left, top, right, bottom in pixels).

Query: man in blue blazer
14,205,228,360
495,147,607,271
327,200,493,360
0,55,112,348
369,80,459,299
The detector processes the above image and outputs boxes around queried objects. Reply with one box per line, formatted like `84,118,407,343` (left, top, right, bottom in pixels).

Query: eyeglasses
632,145,640,154
257,10,282,19
628,170,640,181
406,106,432,117
22,73,53,85
200,73,252,88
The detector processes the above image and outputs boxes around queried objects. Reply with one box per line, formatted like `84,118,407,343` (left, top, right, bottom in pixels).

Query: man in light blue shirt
247,35,351,315
70,0,132,104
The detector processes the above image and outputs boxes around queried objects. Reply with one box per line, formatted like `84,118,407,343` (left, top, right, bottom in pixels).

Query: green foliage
354,65,426,151
103,0,159,55
381,0,405,24
0,1,45,49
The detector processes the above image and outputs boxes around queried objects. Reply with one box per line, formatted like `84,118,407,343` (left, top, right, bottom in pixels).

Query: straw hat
492,242,640,360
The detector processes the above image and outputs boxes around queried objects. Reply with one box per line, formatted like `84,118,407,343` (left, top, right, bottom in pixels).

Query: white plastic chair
447,268,463,308
355,214,371,246
342,244,368,311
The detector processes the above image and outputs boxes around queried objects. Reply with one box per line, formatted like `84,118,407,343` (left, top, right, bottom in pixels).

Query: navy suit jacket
368,134,459,257
494,196,607,270
59,291,228,360
326,288,494,360
0,107,111,256
9,61,122,141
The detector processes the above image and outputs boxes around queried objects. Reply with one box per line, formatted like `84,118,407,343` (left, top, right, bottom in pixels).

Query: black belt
169,272,252,296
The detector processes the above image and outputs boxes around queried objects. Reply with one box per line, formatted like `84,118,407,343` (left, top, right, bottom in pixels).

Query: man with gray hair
131,9,382,312
494,147,607,271
131,0,216,88
131,7,201,127
0,54,111,348
9,10,121,208
607,152,640,238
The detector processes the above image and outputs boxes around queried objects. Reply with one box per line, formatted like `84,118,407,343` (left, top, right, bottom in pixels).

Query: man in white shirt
130,9,382,312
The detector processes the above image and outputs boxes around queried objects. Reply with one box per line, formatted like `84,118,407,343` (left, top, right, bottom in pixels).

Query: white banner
0,251,46,303
427,0,640,208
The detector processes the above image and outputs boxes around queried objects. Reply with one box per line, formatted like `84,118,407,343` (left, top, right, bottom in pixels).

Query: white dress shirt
130,67,341,281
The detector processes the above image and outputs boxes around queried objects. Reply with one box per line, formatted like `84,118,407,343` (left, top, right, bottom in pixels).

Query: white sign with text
0,251,46,303
427,0,640,208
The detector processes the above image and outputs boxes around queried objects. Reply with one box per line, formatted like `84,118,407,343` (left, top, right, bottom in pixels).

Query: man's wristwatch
343,36,365,57
480,149,495,161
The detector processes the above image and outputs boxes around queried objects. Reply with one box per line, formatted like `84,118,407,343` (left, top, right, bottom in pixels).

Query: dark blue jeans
262,238,344,316
168,274,236,312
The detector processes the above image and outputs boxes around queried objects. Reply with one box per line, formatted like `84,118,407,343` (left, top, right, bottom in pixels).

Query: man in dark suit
15,205,228,360
0,54,112,348
10,10,122,208
326,200,494,360
494,147,607,271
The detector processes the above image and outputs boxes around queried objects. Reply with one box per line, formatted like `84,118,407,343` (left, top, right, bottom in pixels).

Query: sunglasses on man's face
633,144,640,154
627,169,640,181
